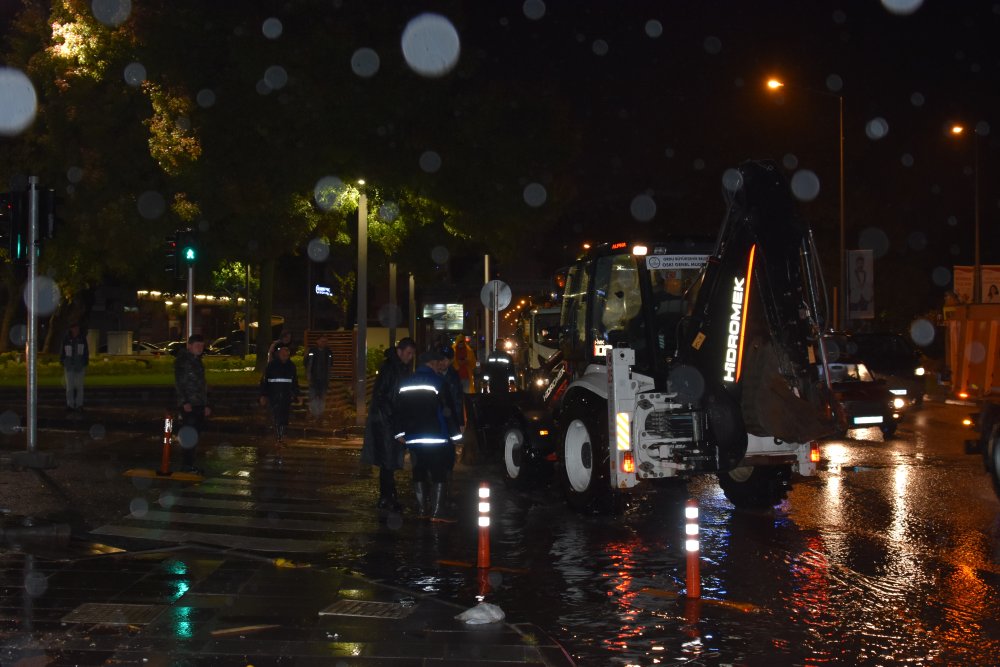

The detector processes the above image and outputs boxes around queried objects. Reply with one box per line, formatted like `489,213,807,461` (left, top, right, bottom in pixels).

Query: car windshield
820,361,874,383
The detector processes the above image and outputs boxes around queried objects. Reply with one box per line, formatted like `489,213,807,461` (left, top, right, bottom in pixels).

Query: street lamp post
767,78,846,329
951,124,982,303
355,182,368,426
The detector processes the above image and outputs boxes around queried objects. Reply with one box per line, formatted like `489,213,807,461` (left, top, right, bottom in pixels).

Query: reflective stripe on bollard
685,498,700,599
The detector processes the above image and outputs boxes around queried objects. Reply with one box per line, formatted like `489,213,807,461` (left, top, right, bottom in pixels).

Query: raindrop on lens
196,89,216,108
865,117,890,140
159,490,177,508
931,266,951,287
693,158,706,171
262,17,283,39
782,154,799,170
0,410,20,436
24,572,47,597
946,215,958,227
264,65,288,90
488,571,503,587
909,319,935,347
307,238,330,262
401,13,461,77
523,183,547,207
881,0,923,15
966,342,986,364
901,153,914,167
387,513,403,530
592,39,609,56
67,166,84,183
176,425,199,450
256,79,272,95
0,67,38,136
630,194,656,222
378,304,403,328
419,151,442,173
858,226,890,258
975,120,991,137
523,0,546,21
9,324,27,346
91,0,131,27
703,36,722,55
23,276,61,317
351,48,380,78
137,190,166,219
89,423,106,440
378,201,399,221
907,231,927,250
668,365,704,403
130,497,149,517
825,74,844,93
123,62,146,87
431,246,450,264
644,20,663,38
721,168,743,193
910,92,925,107
313,176,344,211
790,170,821,202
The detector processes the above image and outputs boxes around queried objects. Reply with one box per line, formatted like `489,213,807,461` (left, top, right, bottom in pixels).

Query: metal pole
26,178,38,452
186,264,194,338
973,135,981,303
306,255,312,331
243,264,251,359
355,193,368,426
409,273,416,338
838,94,846,331
483,254,490,359
389,261,397,347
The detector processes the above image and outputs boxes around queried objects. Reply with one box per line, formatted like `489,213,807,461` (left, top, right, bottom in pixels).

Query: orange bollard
477,482,490,569
158,414,173,476
684,498,700,599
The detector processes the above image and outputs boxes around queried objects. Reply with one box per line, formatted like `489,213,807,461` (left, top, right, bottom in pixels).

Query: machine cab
559,241,712,378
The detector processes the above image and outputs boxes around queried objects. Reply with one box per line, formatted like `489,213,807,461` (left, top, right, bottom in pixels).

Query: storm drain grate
62,603,165,625
318,599,415,619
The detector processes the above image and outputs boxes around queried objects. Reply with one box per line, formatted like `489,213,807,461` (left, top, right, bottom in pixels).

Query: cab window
590,255,644,360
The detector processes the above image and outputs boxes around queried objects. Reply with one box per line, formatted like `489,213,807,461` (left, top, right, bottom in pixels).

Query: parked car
97,340,165,355
818,354,902,439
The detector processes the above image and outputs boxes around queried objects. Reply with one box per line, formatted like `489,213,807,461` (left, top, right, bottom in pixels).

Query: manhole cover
318,599,415,619
62,603,165,625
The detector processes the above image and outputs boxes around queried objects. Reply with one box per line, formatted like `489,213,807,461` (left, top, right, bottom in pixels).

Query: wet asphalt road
371,400,1000,666
5,400,999,666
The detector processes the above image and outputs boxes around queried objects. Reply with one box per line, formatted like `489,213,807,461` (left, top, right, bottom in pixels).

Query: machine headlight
892,397,906,410
914,367,925,376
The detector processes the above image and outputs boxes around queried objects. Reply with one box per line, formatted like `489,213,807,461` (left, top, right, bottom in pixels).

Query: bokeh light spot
91,0,131,27
703,36,722,55
23,276,62,317
137,190,166,220
858,226,891,258
264,65,288,90
123,62,146,87
431,246,450,264
307,238,330,263
67,166,84,183
721,168,743,193
314,176,345,211
881,0,923,15
0,67,37,136
378,303,404,328
825,74,844,93
89,423,106,441
262,17,283,39
9,324,27,347
790,170,821,202
523,183,547,208
931,266,951,287
523,0,546,21
668,365,705,403
130,497,149,518
401,13,461,77
644,19,663,38
196,89,216,108
592,39,609,56
630,194,656,222
419,151,442,173
865,117,890,140
909,319,936,347
177,425,199,450
351,48,381,78
0,410,20,436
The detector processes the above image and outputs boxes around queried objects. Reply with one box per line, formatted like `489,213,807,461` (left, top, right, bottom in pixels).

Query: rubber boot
429,483,456,523
413,482,430,520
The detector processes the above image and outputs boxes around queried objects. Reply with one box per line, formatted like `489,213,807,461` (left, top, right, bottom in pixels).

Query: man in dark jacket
362,337,416,512
439,346,465,432
259,343,300,444
174,334,211,474
304,334,333,420
60,322,89,412
395,349,461,521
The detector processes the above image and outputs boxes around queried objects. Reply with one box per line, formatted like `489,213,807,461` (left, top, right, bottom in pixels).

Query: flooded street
344,401,1000,666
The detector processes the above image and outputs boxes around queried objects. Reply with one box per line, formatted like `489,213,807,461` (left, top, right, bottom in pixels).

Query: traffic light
0,191,28,261
178,229,197,266
164,233,178,274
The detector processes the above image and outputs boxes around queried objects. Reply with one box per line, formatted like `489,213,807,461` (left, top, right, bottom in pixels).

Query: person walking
174,333,211,474
267,330,294,363
259,342,300,445
59,322,89,412
439,346,465,433
304,334,333,420
361,337,416,513
395,349,461,522
452,334,477,393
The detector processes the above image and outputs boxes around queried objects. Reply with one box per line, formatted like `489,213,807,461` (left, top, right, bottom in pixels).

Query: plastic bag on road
455,602,505,625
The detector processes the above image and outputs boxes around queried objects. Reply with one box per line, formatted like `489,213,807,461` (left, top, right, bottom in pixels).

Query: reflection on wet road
350,402,1000,666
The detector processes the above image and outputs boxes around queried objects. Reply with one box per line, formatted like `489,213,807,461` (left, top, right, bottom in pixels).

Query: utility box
944,304,1000,398
106,331,133,355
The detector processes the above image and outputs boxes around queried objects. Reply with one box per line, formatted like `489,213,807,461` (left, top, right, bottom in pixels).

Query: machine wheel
880,421,898,439
559,398,612,512
502,422,529,486
717,464,792,509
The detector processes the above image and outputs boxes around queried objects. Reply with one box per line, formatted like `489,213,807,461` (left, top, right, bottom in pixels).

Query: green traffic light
183,247,196,262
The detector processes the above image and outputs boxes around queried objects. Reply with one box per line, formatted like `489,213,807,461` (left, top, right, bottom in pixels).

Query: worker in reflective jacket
394,349,461,522
259,343,300,445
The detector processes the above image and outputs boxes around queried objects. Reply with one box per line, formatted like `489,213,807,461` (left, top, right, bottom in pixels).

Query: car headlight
892,397,906,410
914,367,925,376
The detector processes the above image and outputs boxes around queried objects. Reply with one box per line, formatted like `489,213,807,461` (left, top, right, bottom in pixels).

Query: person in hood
174,334,211,474
361,337,416,513
394,349,461,521
259,342,300,445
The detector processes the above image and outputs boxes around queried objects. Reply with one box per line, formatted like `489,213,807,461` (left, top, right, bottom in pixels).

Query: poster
952,266,974,304
847,249,874,320
422,303,464,330
982,265,1000,304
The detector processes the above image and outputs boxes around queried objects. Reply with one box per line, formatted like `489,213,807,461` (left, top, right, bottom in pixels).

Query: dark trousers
177,405,206,467
378,466,397,498
410,445,455,484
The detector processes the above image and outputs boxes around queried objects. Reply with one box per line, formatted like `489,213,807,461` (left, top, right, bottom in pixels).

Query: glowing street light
949,124,982,303
355,178,368,426
766,77,846,328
